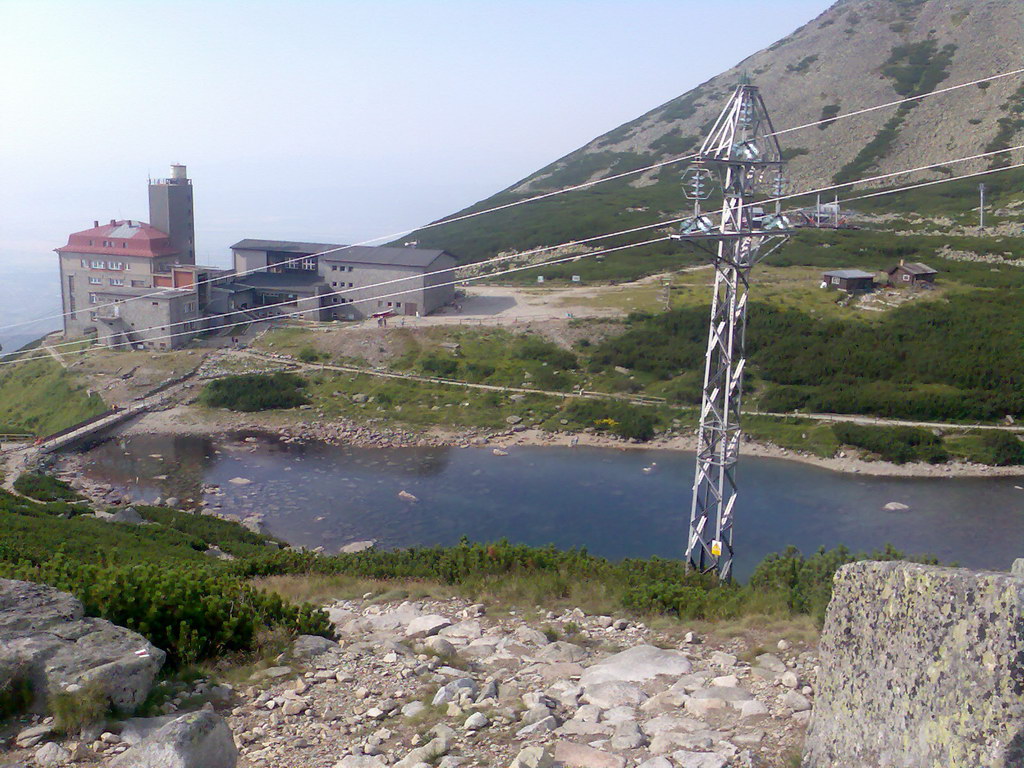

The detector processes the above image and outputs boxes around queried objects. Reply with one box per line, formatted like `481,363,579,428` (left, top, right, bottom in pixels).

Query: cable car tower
672,84,794,580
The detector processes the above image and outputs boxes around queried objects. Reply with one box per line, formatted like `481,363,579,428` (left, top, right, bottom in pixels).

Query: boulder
405,614,452,639
671,753,728,768
335,757,388,768
96,506,144,525
291,634,340,659
34,742,71,767
508,746,554,768
582,681,648,709
432,678,478,706
804,561,1024,768
0,579,164,713
109,710,237,768
536,641,587,663
553,741,626,768
580,645,692,686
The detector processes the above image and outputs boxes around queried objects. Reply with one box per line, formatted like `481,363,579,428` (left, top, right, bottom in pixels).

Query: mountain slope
408,0,1024,262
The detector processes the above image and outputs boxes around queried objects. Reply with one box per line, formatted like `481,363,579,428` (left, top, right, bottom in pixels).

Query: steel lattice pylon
672,84,794,580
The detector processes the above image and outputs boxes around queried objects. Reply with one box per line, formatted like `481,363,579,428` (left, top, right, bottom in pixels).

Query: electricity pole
979,183,986,230
672,84,794,580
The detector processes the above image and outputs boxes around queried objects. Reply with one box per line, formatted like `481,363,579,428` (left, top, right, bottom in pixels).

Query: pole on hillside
979,183,986,230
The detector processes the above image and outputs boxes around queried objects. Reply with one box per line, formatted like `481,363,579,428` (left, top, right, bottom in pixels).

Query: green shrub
513,336,578,369
0,555,331,667
297,346,324,363
201,373,309,412
559,399,660,441
420,356,459,377
959,431,1024,466
832,423,947,464
13,473,82,502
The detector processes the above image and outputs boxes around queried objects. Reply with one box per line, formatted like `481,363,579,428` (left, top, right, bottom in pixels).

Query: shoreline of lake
115,404,1024,479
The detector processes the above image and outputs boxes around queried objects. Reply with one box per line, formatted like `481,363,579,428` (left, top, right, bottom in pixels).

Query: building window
902,274,910,282
331,282,337,287
131,280,147,287
108,262,124,270
331,265,338,271
186,302,196,312
347,282,354,288
109,278,124,286
89,293,98,304
395,302,401,308
88,241,93,247
89,277,102,285
90,260,105,269
831,276,839,285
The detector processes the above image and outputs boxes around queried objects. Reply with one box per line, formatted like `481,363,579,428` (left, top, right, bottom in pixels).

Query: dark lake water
78,433,1024,580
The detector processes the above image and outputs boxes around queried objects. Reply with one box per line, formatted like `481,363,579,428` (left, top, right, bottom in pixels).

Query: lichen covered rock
803,561,1024,768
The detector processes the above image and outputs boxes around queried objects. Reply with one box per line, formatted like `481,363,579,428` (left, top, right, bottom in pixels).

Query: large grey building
56,166,461,352
56,165,220,349
227,239,458,320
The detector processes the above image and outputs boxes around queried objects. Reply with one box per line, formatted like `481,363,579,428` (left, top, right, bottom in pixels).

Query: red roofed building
55,165,224,349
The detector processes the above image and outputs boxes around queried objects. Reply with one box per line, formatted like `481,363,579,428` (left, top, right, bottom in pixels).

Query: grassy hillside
403,0,1024,264
0,355,105,436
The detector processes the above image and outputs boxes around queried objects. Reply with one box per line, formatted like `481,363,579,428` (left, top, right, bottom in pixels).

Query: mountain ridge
405,0,1024,262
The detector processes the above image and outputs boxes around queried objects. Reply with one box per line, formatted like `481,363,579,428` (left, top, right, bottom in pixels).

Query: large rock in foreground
803,561,1024,768
110,710,237,768
0,578,165,713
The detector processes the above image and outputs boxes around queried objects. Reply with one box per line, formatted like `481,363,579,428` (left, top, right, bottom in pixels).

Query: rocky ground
5,595,815,768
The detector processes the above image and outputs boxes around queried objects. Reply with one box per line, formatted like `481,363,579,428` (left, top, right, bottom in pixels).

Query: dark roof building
887,261,938,287
822,269,876,292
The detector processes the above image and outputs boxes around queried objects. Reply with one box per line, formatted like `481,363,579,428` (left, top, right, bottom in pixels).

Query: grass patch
0,355,105,436
52,682,109,731
13,473,82,502
832,423,947,464
743,416,840,458
201,372,309,412
944,430,1024,466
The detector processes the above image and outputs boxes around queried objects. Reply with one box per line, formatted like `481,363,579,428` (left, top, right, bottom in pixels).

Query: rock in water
804,561,1024,768
0,579,164,713
883,501,909,511
398,490,419,502
110,710,237,768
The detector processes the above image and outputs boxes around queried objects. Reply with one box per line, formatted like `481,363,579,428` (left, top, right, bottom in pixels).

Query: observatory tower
148,163,195,263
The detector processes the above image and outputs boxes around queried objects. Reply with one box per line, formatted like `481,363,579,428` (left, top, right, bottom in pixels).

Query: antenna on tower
671,84,795,581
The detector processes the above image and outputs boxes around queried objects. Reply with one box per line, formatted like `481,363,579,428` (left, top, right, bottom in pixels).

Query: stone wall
803,560,1024,768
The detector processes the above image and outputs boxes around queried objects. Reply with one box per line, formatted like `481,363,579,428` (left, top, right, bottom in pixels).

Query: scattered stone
15,724,54,749
780,670,799,689
398,490,419,503
463,712,489,730
708,651,737,668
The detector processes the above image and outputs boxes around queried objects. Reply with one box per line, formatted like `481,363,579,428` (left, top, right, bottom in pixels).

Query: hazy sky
1,0,832,277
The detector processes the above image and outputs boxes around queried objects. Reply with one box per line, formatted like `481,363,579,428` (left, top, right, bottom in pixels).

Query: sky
0,0,833,346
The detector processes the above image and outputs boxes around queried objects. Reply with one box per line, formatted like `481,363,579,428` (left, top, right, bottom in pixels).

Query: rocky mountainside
408,0,1024,261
